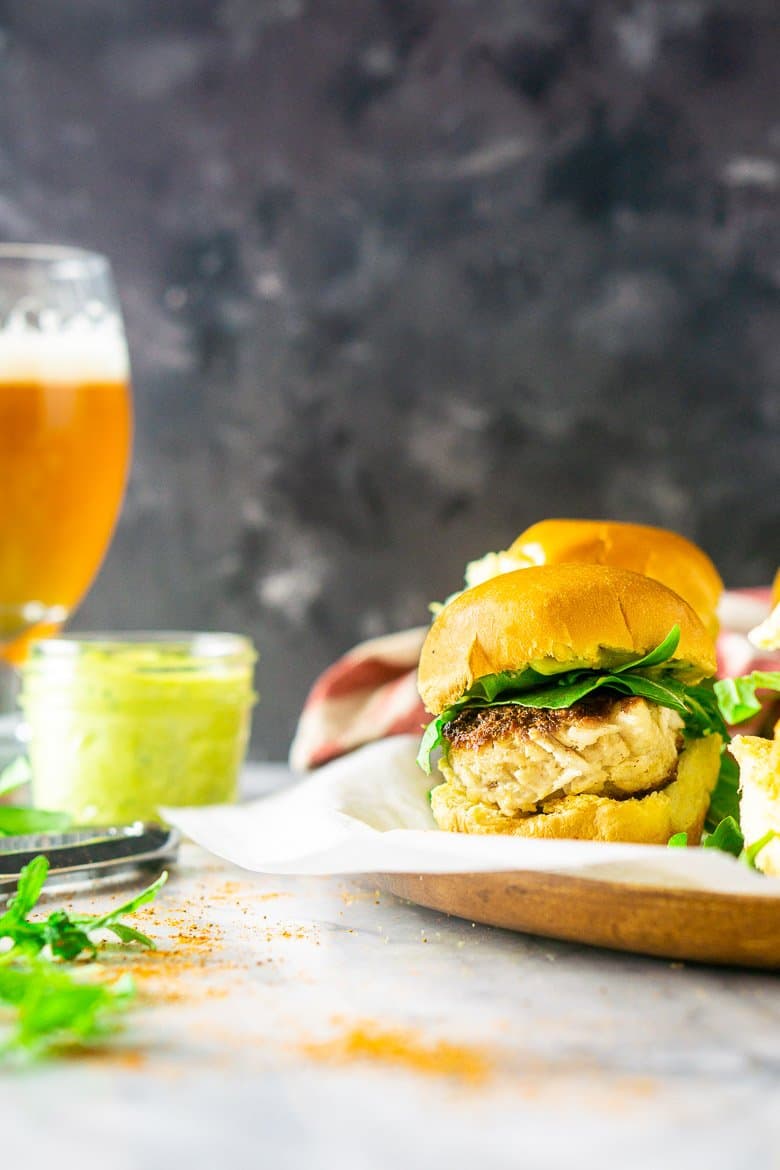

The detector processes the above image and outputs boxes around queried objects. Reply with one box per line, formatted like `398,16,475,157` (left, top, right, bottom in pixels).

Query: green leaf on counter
104,922,155,948
667,832,688,848
4,854,49,921
0,856,167,1055
75,870,167,940
0,960,135,1055
0,807,72,837
0,857,167,961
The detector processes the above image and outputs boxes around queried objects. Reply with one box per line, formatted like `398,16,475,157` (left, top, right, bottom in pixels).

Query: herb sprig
0,857,167,1055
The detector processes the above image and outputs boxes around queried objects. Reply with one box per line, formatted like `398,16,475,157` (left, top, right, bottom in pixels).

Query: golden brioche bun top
507,519,723,635
418,563,717,715
772,568,780,608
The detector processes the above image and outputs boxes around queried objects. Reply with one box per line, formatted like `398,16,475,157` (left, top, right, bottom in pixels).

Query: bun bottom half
430,733,722,845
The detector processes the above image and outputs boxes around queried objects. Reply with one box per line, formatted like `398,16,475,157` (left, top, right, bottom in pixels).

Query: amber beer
0,330,132,654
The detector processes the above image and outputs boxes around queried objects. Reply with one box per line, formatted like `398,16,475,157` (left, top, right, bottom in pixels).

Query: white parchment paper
165,735,780,896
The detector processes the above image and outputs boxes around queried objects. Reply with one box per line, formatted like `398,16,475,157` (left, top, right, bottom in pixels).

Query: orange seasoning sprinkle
302,1022,491,1085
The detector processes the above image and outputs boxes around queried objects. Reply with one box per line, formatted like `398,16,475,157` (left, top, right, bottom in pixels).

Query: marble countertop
4,765,779,1169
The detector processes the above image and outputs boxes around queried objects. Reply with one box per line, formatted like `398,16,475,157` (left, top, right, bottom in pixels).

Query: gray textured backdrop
0,0,778,757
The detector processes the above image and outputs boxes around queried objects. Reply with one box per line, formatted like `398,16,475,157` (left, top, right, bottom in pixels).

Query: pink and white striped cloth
289,588,779,772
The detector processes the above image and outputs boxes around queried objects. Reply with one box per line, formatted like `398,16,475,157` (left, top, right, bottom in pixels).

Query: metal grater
0,823,180,895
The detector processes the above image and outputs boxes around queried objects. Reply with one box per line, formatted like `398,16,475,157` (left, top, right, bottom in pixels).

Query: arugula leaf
465,666,552,703
0,807,72,837
4,855,49,920
744,831,780,870
0,959,136,1054
713,671,780,725
702,816,744,857
0,857,167,961
682,683,729,741
74,870,167,937
41,912,95,962
417,719,444,774
705,751,740,830
613,626,681,672
0,857,168,1056
104,922,155,948
668,817,779,871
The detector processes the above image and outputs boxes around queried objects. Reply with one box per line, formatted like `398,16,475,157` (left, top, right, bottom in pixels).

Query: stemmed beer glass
0,246,132,757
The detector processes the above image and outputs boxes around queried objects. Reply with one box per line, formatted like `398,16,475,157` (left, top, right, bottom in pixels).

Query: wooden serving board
379,871,780,969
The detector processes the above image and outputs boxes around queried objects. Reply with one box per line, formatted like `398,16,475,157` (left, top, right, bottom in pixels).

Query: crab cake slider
417,564,724,844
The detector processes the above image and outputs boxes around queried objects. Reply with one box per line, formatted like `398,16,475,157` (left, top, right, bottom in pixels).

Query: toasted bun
430,733,721,844
730,728,780,876
418,563,716,715
508,519,723,635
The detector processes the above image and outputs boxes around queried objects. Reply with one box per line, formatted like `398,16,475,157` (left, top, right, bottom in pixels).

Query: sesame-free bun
430,733,721,845
508,519,723,634
730,728,780,876
418,563,717,715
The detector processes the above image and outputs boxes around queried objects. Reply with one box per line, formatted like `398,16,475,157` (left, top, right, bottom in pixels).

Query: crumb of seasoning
100,914,241,1003
67,1046,148,1071
301,1022,491,1085
339,886,382,906
112,1049,147,1071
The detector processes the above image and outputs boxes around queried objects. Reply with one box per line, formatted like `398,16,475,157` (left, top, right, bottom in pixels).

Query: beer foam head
0,323,130,383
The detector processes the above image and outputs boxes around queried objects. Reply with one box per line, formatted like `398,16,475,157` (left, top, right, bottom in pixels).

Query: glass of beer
0,245,132,755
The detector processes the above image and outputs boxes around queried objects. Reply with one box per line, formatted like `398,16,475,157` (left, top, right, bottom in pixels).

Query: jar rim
28,631,256,663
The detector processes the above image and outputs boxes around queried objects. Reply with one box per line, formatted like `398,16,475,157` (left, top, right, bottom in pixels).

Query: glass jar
21,633,257,824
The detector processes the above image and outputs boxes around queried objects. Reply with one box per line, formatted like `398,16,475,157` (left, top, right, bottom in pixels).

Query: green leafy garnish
744,831,780,869
713,671,780,725
417,626,727,773
668,816,779,870
702,815,744,857
0,857,167,1056
0,961,136,1054
0,807,72,837
614,627,685,672
0,858,166,960
705,751,741,830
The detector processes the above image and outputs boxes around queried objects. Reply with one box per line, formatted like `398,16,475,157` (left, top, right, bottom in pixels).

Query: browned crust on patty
443,692,657,750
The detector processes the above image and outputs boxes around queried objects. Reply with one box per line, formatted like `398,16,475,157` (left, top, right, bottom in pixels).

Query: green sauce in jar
21,633,257,824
